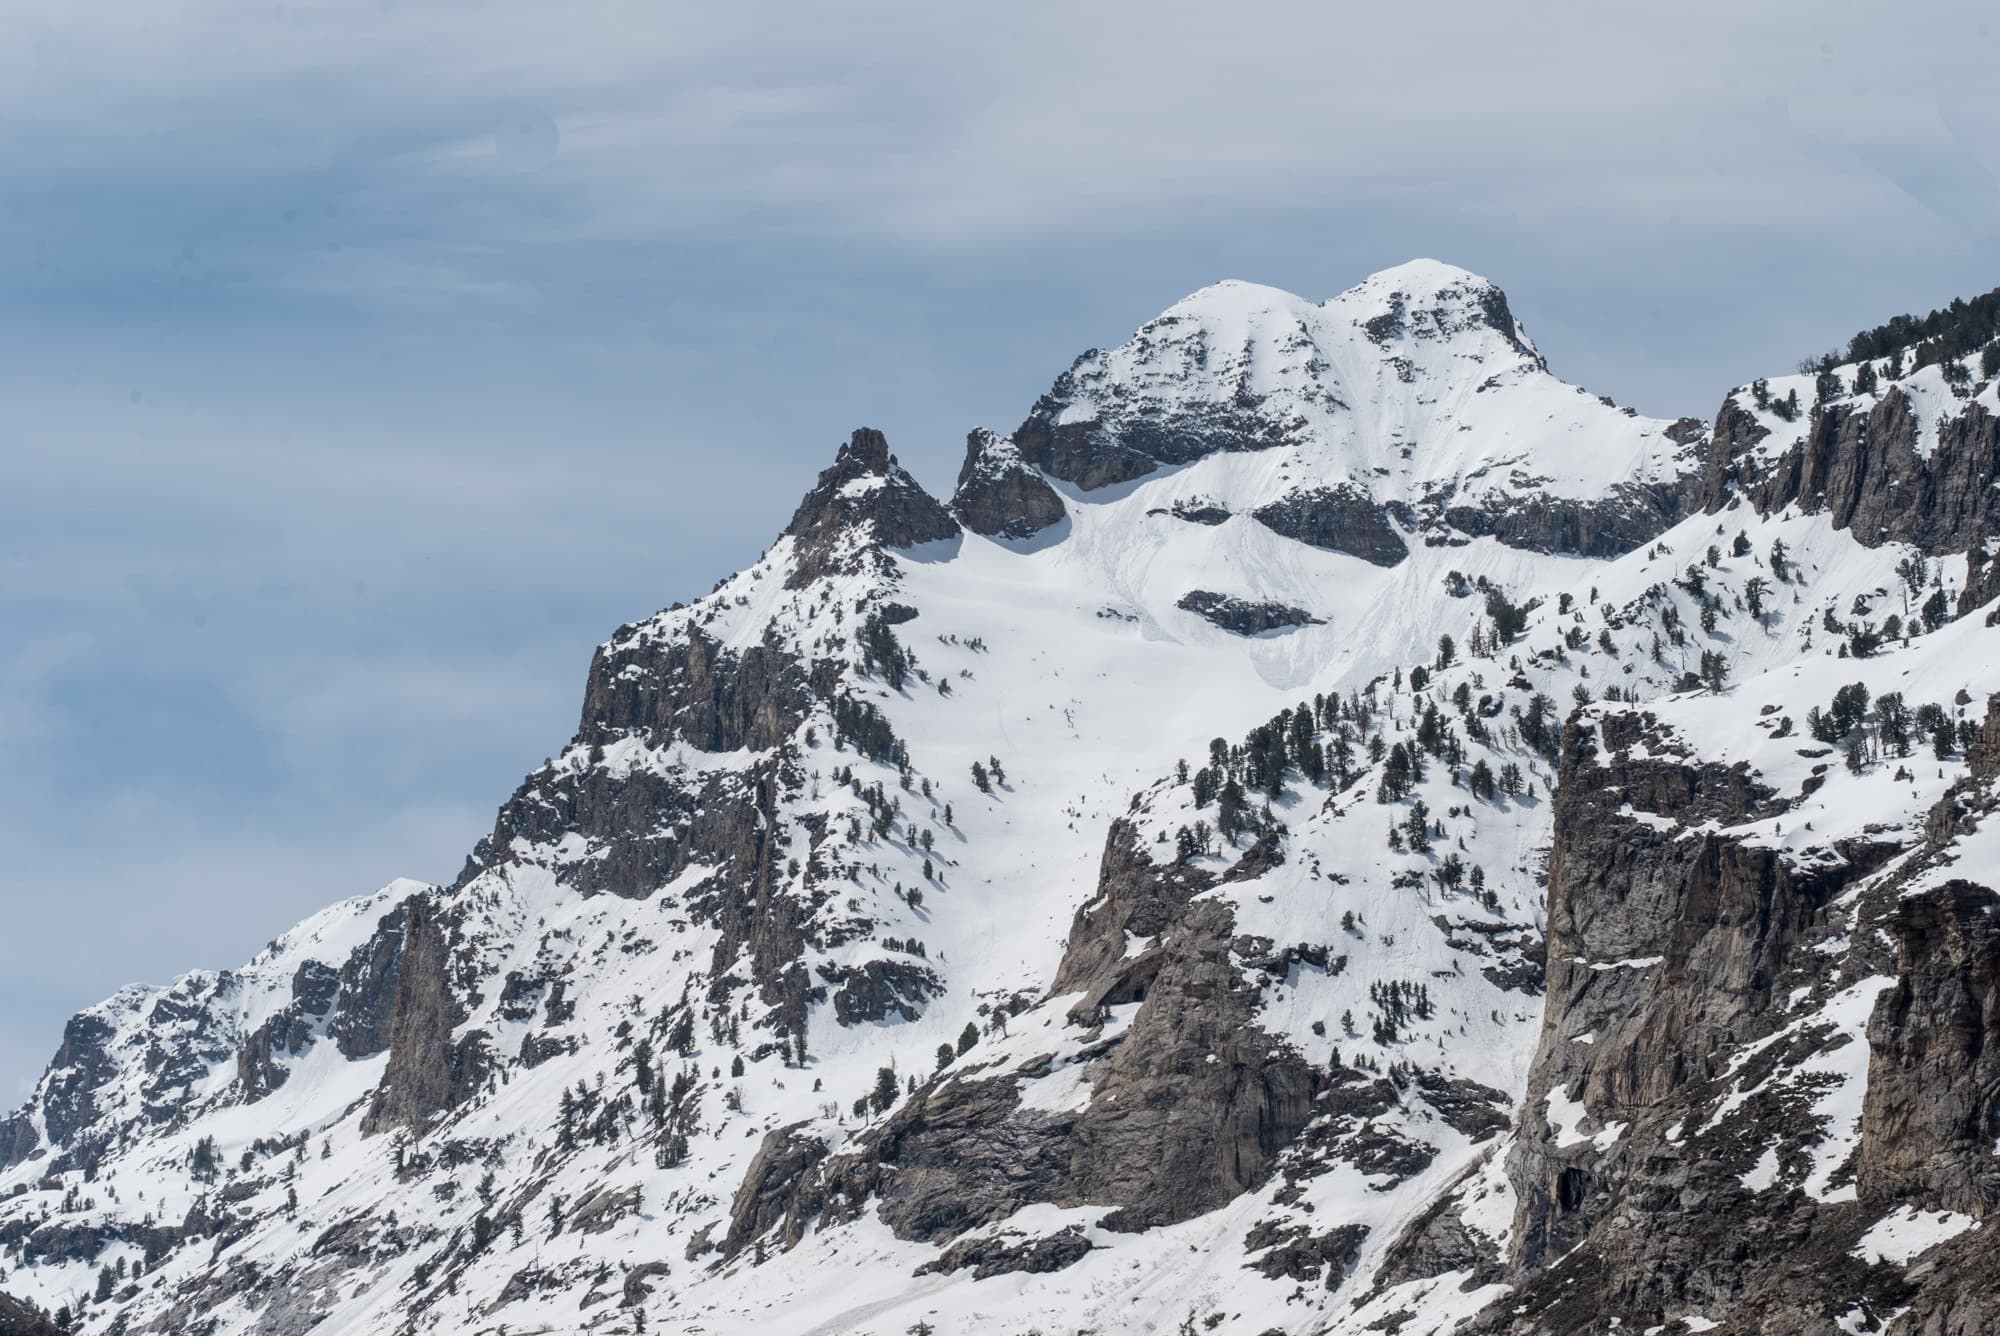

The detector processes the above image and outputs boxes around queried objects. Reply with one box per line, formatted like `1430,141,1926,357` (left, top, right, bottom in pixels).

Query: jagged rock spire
782,427,959,587
949,428,1067,540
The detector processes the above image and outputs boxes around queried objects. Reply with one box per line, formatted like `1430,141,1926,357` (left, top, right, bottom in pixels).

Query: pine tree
1405,800,1432,852
1469,759,1496,801
871,1065,898,1114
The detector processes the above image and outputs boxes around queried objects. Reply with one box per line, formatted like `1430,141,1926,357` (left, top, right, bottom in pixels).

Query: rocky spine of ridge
2,426,958,1172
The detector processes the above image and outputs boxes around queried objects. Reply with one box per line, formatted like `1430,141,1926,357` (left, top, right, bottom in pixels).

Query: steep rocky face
326,903,410,1060
0,1111,35,1170
1700,382,2000,557
578,626,839,755
1014,370,1288,491
33,1016,118,1164
781,427,959,586
361,895,487,1135
1860,881,2000,1214
1064,896,1323,1231
722,822,1325,1254
1050,817,1221,1001
1437,480,1693,561
947,428,1067,539
236,961,339,1100
1250,486,1412,566
1461,668,2000,1334
1503,711,1874,1273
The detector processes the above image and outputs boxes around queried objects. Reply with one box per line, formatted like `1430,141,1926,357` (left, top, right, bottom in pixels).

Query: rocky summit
6,261,2000,1336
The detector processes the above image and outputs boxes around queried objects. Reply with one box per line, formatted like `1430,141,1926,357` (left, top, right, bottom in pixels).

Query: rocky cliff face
6,266,2000,1336
1699,375,2000,559
1455,677,2000,1333
948,428,1067,540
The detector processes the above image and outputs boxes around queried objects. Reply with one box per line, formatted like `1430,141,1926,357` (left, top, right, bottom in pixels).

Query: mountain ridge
6,262,2000,1335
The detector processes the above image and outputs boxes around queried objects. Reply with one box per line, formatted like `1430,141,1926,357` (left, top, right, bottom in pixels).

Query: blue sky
3,0,1998,1095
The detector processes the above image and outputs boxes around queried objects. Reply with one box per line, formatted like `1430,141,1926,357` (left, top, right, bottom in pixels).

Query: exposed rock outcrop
1439,481,1692,561
237,960,340,1100
915,1224,1093,1280
0,1111,34,1170
361,896,487,1136
28,1014,117,1165
949,428,1066,539
821,957,943,1025
782,428,959,586
1700,387,2000,557
1859,879,2000,1214
1175,590,1323,636
1014,384,1287,491
1464,695,2000,1333
724,822,1321,1254
1506,710,1873,1270
326,905,411,1060
579,626,838,755
1250,486,1410,566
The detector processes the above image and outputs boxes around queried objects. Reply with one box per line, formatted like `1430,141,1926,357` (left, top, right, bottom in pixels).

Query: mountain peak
1156,277,1318,323
1159,261,1506,322
780,427,958,586
1010,260,1679,553
1343,256,1498,299
1328,258,1535,359
832,425,892,476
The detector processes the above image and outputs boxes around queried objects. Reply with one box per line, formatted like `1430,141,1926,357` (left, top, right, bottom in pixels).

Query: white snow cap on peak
1146,261,1532,358
1158,277,1318,321
1161,261,1503,316
1328,258,1537,355
1338,257,1499,301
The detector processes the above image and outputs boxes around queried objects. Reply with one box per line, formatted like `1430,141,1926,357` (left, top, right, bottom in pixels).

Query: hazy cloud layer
3,0,1997,1092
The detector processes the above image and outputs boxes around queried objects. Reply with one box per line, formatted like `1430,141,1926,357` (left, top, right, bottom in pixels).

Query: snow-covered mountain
6,261,2000,1336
